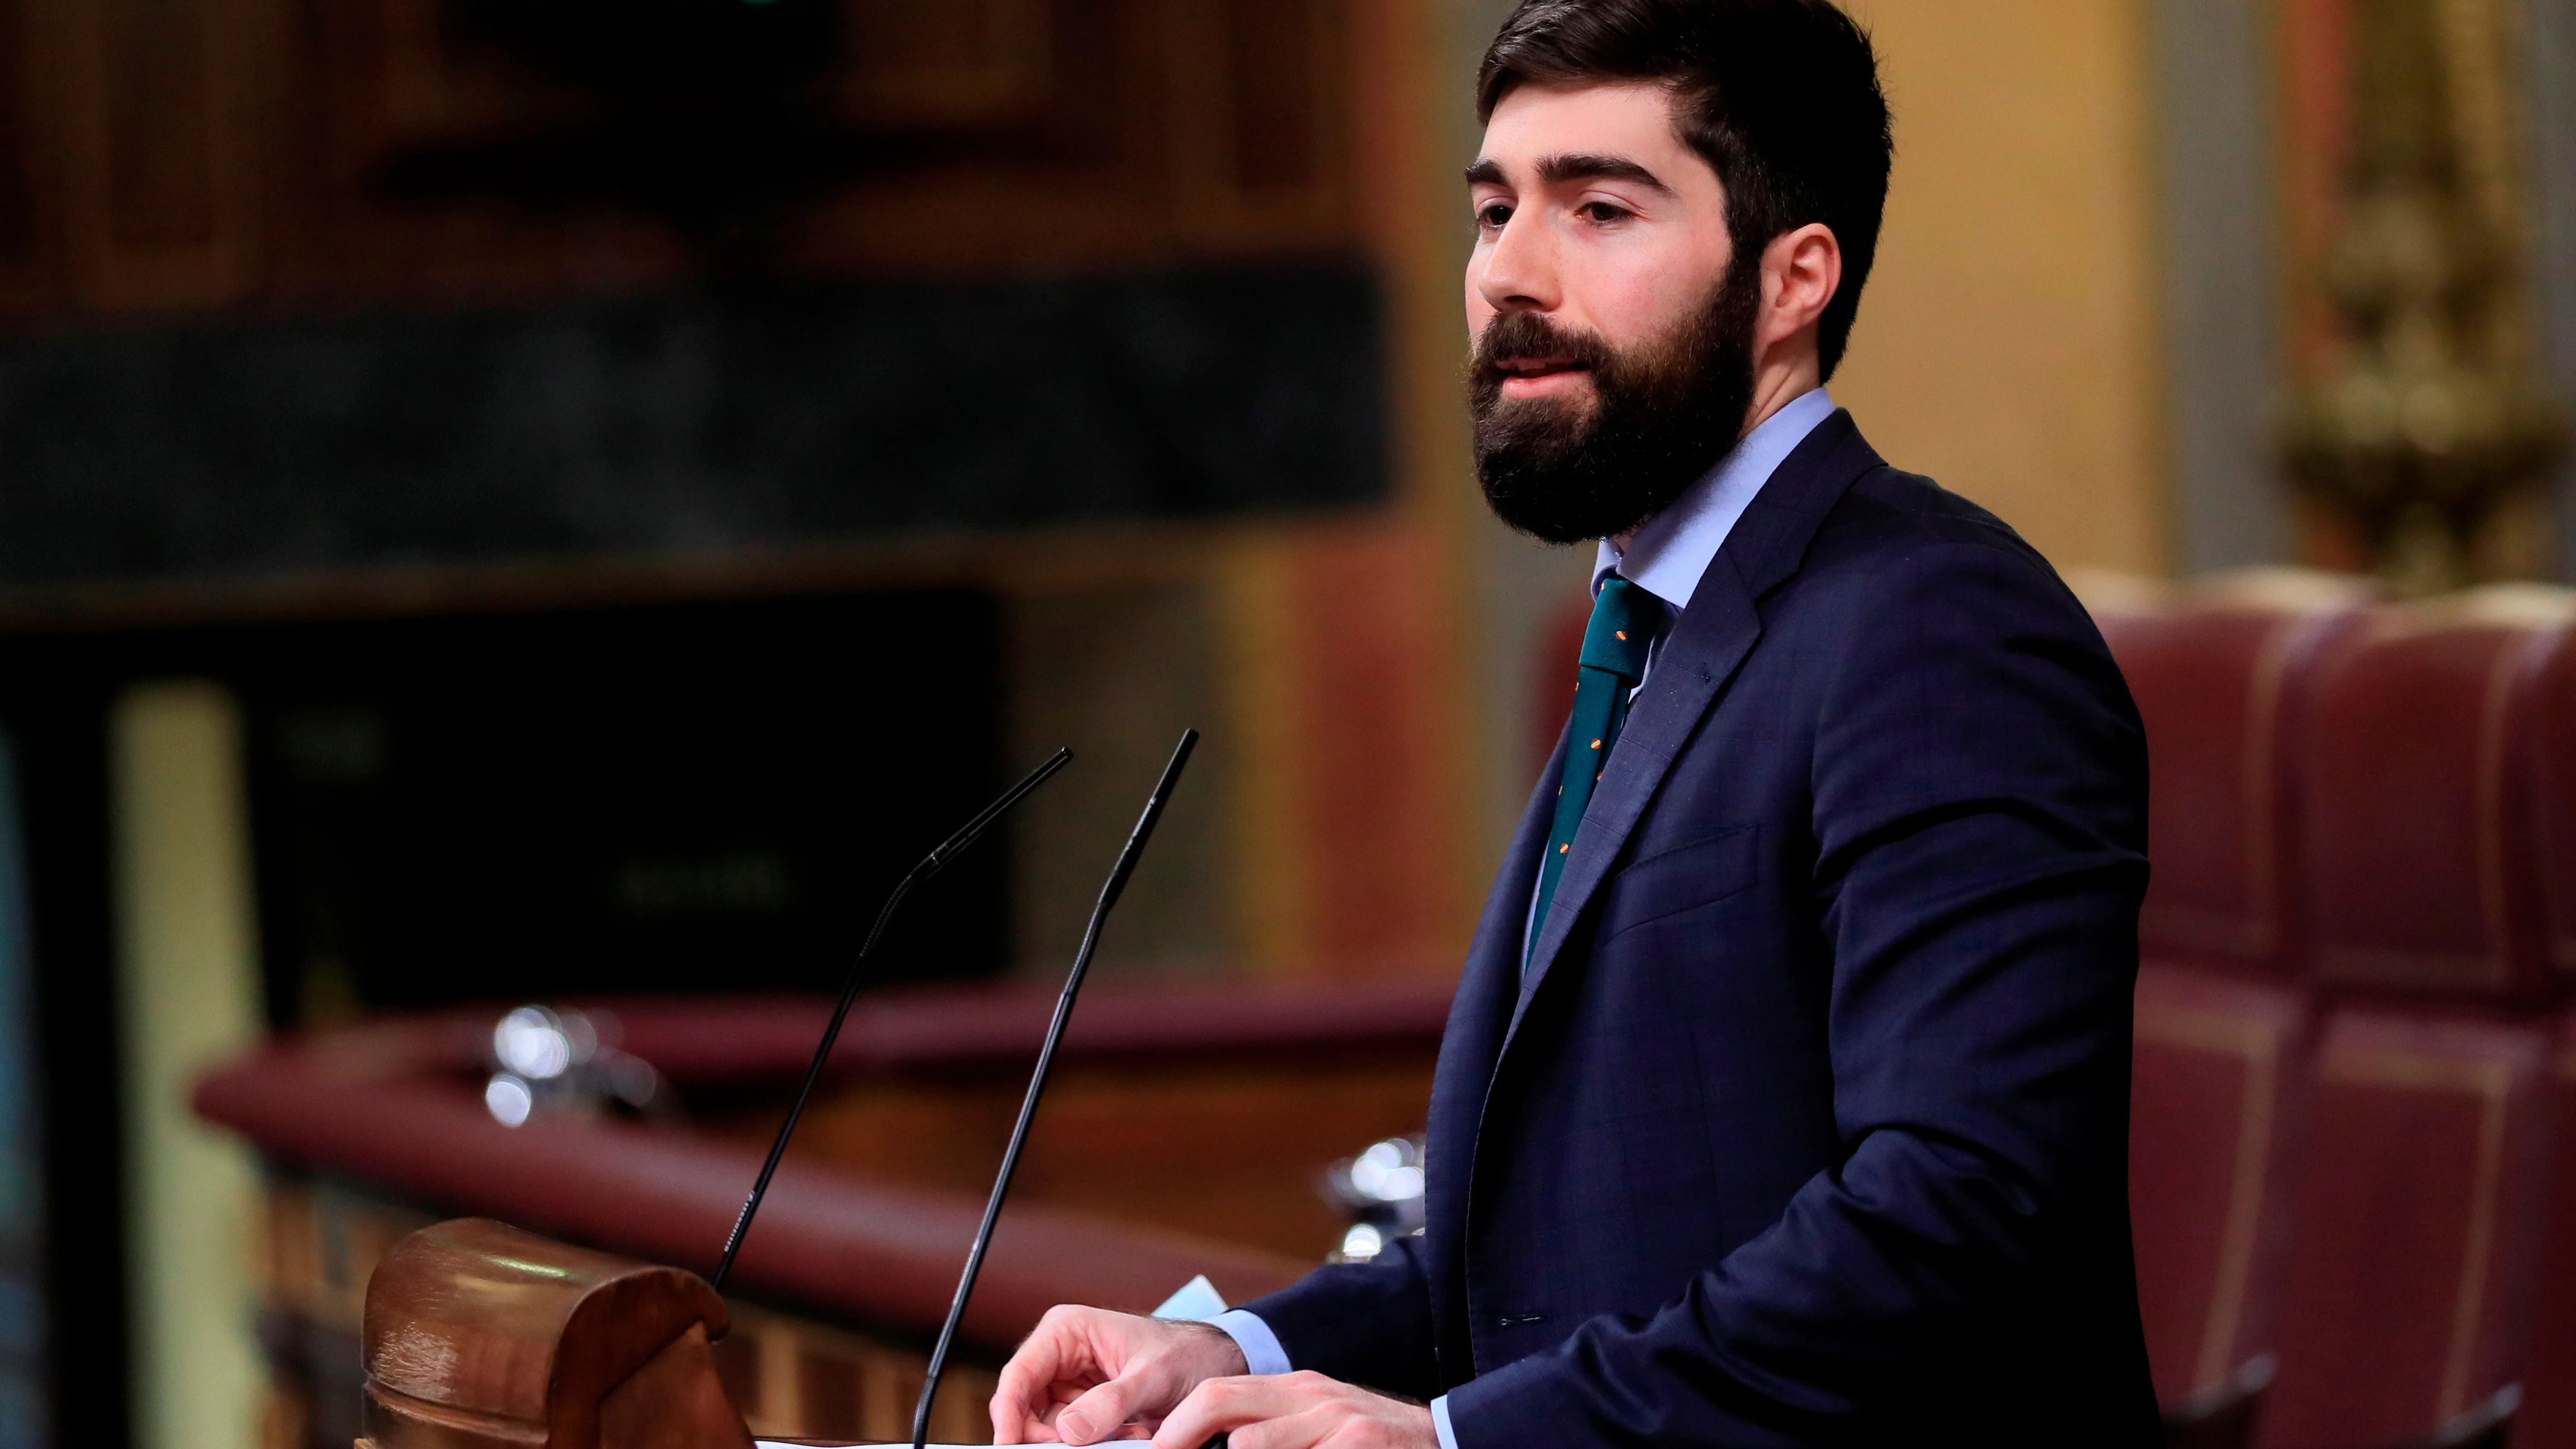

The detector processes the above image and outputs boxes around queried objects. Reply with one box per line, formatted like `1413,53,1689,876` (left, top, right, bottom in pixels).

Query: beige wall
1835,0,2170,575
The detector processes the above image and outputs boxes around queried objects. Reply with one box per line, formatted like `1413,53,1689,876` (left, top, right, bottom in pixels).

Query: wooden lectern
359,1218,762,1449
196,985,1388,1443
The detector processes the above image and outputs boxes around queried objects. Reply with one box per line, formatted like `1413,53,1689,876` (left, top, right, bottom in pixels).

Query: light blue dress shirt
1518,385,1837,961
1208,386,1836,1449
1591,384,1839,662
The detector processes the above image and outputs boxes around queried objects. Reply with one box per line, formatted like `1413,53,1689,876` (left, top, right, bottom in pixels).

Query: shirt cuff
1430,1394,1459,1449
1206,1309,1293,1376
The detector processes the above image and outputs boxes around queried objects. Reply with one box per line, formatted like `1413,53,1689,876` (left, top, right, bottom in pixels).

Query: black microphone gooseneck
910,728,1200,1449
709,747,1074,1295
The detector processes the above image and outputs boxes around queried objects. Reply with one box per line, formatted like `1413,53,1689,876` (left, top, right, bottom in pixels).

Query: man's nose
1475,210,1559,314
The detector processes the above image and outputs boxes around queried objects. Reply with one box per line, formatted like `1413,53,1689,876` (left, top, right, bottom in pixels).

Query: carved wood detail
0,0,1361,321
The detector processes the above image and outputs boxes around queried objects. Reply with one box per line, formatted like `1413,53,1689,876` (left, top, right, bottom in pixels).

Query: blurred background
0,0,2563,1445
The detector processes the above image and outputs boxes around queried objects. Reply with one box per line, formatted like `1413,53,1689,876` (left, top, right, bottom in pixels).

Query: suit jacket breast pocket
1597,825,1760,943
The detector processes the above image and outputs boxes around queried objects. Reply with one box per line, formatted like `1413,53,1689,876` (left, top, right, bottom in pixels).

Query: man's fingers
1057,1374,1153,1446
991,1305,1239,1445
989,1393,1065,1445
992,1308,1103,1443
1224,1404,1342,1449
1152,1374,1323,1449
992,1354,1056,1429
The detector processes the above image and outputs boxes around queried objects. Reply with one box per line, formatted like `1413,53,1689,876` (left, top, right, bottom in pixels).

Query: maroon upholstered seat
2252,592,2573,1448
2087,574,2365,1422
2509,1018,2576,1448
2294,598,2565,1001
2090,570,2370,979
2130,962,2312,1407
2253,1009,2557,1449
2521,621,2576,983
2506,634,2576,1449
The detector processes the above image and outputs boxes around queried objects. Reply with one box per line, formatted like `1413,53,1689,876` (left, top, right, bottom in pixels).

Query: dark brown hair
1477,0,1892,378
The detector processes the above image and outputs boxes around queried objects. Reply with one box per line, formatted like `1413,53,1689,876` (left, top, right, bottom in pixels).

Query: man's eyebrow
1464,153,1674,193
1535,153,1672,192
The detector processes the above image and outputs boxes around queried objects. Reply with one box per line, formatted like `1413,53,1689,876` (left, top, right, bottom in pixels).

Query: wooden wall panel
791,0,1202,275
842,0,1051,128
0,0,39,271
1222,521,1469,977
0,0,55,310
263,0,684,308
58,0,259,308
1166,0,1350,249
0,0,1373,320
1224,0,1327,190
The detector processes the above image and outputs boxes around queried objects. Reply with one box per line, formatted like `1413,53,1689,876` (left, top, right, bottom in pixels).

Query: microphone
710,746,1074,1293
910,728,1200,1449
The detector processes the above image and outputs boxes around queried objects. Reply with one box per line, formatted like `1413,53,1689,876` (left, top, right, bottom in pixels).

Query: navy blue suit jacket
1244,413,2158,1446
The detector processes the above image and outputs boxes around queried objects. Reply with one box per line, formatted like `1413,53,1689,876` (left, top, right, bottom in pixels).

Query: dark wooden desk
197,976,1452,1446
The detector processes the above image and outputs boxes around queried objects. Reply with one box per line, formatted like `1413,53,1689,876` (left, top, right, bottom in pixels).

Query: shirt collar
1592,386,1836,611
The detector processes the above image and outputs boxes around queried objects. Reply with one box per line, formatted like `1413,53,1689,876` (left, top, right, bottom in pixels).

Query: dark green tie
1528,577,1657,971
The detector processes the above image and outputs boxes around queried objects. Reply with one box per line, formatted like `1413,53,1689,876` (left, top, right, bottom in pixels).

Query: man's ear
1756,222,1842,353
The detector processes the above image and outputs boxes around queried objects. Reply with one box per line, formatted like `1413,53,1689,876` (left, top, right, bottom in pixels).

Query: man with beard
990,1,2156,1445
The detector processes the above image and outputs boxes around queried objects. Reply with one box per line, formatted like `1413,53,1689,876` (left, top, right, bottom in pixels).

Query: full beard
1469,259,1761,545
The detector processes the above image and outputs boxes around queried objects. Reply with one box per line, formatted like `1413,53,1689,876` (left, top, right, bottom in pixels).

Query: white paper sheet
1149,1273,1226,1320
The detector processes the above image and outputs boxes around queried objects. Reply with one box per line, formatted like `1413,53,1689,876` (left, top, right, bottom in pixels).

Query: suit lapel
1504,412,1882,1047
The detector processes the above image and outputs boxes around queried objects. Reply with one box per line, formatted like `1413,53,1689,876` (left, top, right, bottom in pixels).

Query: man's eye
1477,203,1513,230
1578,201,1633,224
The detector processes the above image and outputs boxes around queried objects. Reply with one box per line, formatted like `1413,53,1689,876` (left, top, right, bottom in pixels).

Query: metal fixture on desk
483,1004,670,1127
1323,1135,1427,1263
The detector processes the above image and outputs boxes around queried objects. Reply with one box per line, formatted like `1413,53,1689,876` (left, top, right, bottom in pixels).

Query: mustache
1465,256,1761,545
1470,311,1612,391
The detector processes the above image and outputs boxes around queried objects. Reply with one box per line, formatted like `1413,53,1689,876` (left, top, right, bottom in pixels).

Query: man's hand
991,1305,1248,1445
1150,1372,1438,1449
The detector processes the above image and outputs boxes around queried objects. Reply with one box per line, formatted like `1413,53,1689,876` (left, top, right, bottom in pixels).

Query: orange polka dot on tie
1590,738,1602,749
1558,843,1570,854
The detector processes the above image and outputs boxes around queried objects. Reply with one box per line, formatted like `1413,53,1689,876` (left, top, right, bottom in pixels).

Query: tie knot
1579,577,1657,680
